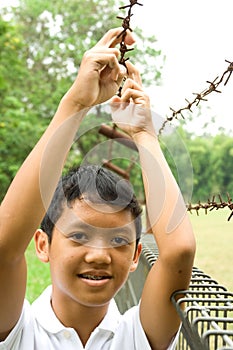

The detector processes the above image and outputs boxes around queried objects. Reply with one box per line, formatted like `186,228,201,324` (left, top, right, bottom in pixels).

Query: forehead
55,198,136,233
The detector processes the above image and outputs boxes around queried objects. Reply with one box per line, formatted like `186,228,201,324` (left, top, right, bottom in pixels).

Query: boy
0,27,196,349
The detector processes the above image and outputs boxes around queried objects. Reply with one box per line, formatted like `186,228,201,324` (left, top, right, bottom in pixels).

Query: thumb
113,64,127,87
111,96,121,103
110,96,122,114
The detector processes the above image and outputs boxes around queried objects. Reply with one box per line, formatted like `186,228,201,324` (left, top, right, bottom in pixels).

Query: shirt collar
31,285,121,335
96,296,121,334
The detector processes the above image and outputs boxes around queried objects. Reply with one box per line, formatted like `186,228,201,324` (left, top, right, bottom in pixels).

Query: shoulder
113,305,152,350
114,305,180,350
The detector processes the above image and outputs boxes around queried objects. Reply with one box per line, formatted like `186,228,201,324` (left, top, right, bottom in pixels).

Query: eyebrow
56,218,135,236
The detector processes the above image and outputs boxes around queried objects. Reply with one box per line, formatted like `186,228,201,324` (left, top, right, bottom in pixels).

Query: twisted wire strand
187,193,233,221
116,0,143,96
114,2,233,222
159,59,233,134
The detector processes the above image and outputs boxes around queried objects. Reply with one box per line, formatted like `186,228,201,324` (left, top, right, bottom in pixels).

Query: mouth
78,274,112,281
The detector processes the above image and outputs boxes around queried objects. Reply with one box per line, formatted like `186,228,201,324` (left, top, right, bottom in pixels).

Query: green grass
25,239,51,303
189,209,233,292
25,209,233,302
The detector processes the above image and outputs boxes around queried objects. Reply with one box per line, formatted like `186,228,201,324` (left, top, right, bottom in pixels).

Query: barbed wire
116,2,233,132
187,193,233,221
116,0,143,96
112,1,233,222
99,124,233,222
158,59,233,135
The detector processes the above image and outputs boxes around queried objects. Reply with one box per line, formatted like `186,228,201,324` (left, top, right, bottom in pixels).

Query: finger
120,88,141,102
95,27,135,48
121,88,149,106
89,47,120,57
113,64,127,83
98,55,124,81
86,52,120,71
110,30,135,48
111,96,121,103
121,78,143,96
110,96,122,112
125,62,142,86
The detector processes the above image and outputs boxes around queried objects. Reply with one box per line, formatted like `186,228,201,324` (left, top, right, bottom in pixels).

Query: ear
130,242,142,272
34,229,50,263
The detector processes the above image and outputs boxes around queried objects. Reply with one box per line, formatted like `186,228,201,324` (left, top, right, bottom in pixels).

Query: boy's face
36,198,141,309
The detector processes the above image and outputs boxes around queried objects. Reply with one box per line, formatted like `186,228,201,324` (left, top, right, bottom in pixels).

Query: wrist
132,129,158,144
60,95,88,114
47,100,89,135
54,96,91,125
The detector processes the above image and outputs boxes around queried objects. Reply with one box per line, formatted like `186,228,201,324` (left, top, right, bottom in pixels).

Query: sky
1,0,232,135
134,0,233,135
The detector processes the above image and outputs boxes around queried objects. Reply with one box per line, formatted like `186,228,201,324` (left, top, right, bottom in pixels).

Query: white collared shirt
0,286,179,349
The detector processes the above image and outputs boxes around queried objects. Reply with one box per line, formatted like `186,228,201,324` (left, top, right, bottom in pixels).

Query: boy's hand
63,28,135,109
110,62,156,138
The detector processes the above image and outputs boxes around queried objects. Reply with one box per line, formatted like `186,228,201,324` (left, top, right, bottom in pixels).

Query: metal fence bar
115,234,233,349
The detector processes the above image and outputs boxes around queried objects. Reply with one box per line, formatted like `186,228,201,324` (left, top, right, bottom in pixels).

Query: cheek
114,256,135,288
114,248,136,271
49,254,78,289
49,246,78,275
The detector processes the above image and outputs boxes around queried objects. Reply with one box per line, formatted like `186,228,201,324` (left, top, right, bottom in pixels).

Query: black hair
40,164,142,246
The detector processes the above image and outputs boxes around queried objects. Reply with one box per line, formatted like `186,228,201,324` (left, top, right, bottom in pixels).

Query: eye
111,236,130,247
69,232,89,244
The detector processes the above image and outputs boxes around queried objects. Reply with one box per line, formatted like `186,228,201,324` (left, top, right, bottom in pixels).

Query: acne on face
45,199,141,309
54,198,137,248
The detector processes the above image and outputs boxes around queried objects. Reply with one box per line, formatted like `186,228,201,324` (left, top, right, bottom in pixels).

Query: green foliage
26,239,51,303
9,0,161,117
2,1,231,207
0,0,162,201
0,17,24,94
0,107,46,198
160,128,194,203
161,127,233,203
211,134,233,194
0,16,43,198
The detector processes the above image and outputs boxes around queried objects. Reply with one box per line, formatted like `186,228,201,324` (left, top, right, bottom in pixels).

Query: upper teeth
82,274,107,280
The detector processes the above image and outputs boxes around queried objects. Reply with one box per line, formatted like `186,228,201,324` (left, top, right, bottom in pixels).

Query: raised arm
111,63,196,350
0,28,134,341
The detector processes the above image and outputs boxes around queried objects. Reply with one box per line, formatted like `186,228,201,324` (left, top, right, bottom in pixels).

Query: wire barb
114,5,233,223
158,59,233,135
187,193,233,221
116,0,143,96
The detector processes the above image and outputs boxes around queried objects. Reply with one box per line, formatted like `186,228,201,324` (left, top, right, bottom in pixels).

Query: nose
84,244,112,265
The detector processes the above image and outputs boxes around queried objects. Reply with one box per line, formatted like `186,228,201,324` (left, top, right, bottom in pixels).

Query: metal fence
115,234,233,350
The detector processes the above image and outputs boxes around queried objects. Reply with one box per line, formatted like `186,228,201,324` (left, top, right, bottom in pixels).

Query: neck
51,292,110,346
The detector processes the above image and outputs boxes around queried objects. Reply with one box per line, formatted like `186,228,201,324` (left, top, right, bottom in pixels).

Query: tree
160,126,194,203
0,0,163,201
0,16,45,199
8,0,162,118
211,134,233,195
